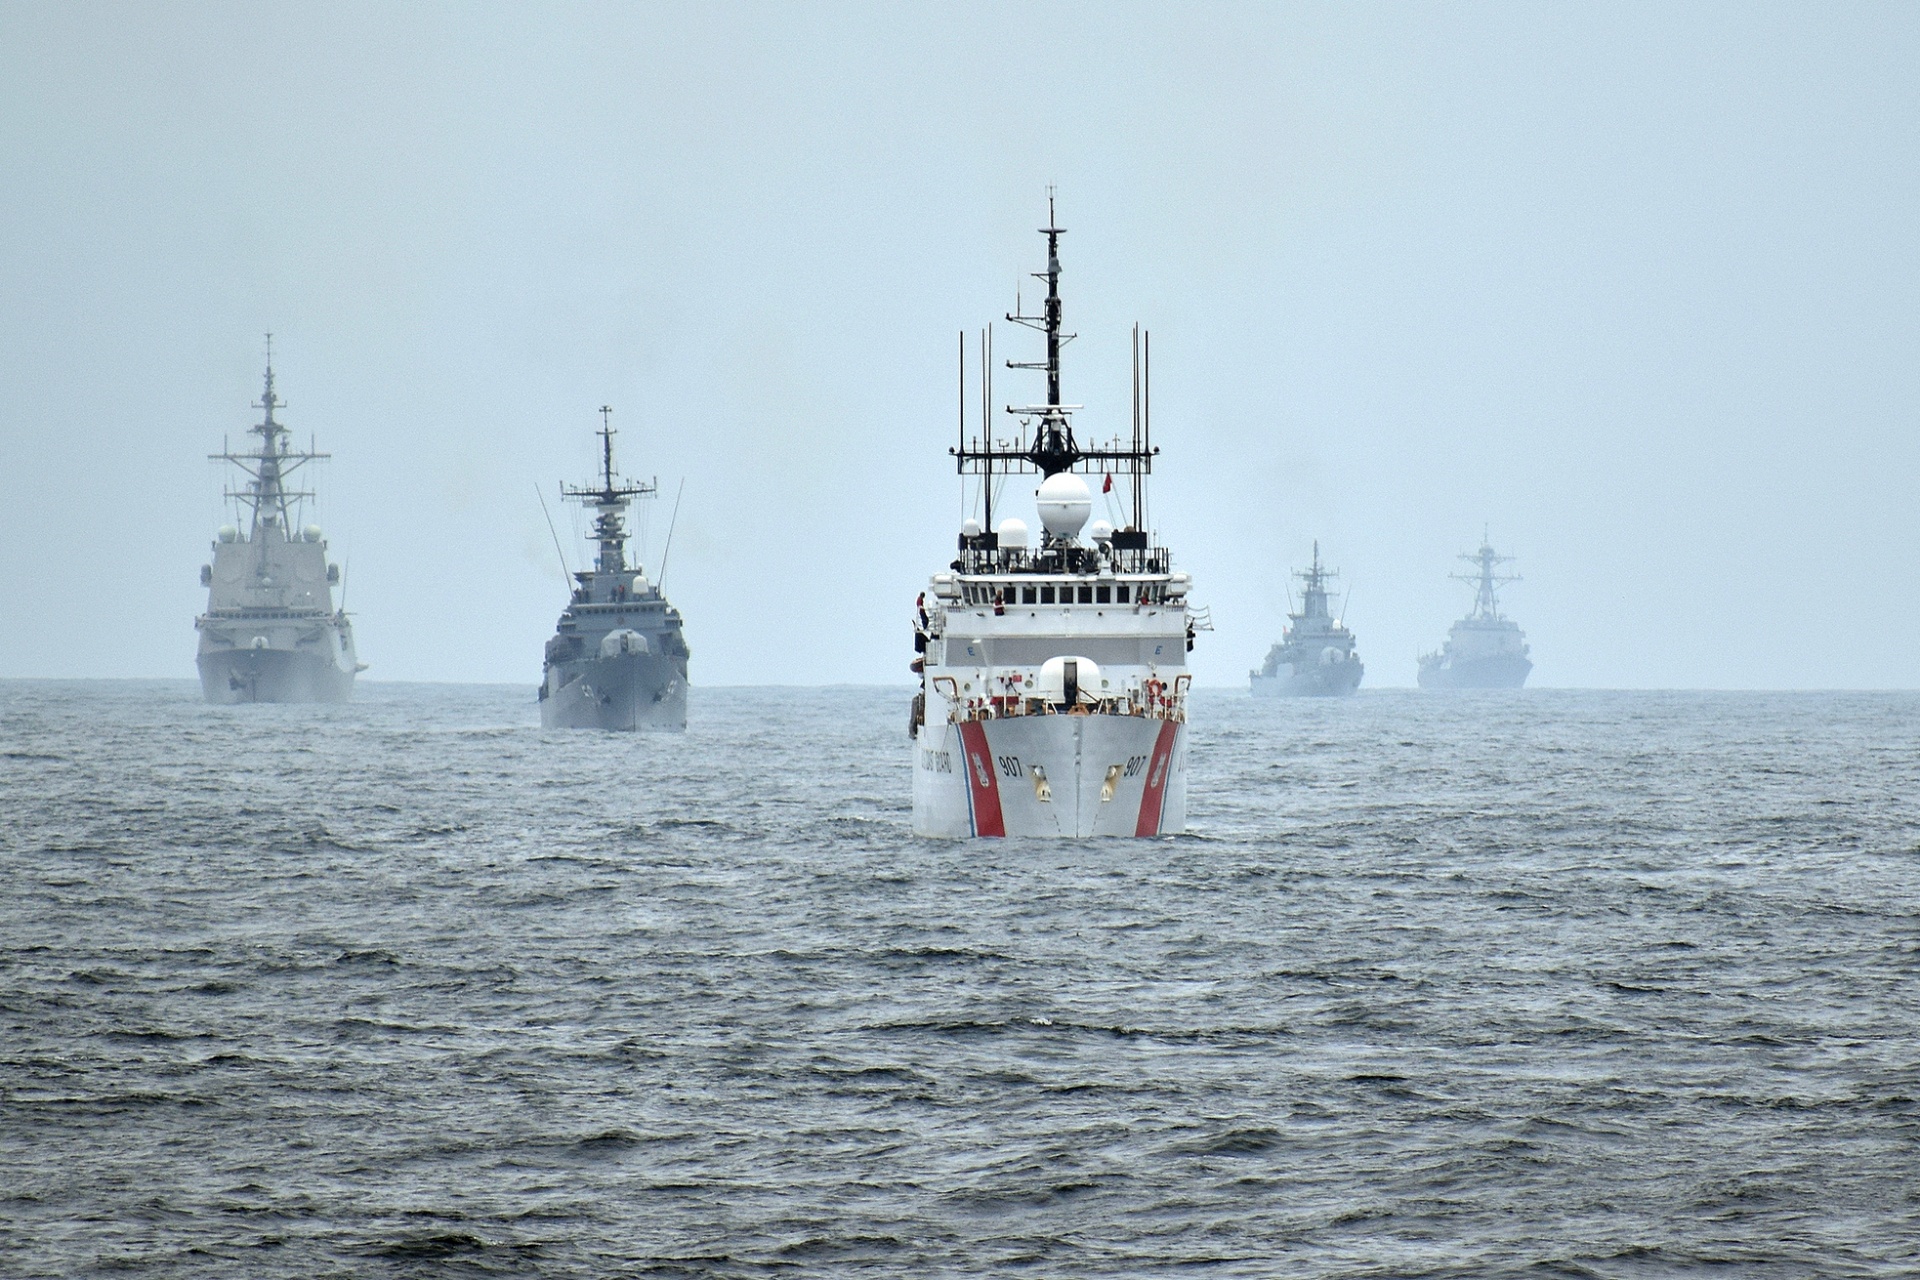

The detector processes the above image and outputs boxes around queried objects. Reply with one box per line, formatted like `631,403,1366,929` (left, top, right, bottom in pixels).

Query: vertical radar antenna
561,405,657,576
1451,532,1520,620
1004,189,1080,475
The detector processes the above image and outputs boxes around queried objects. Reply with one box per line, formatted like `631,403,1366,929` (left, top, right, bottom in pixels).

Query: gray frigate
1249,541,1363,697
1418,536,1532,689
195,347,362,703
539,411,690,731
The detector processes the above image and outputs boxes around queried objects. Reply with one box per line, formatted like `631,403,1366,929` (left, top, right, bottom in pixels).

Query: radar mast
560,406,656,575
1294,541,1339,622
1450,531,1520,621
952,192,1161,539
211,334,327,542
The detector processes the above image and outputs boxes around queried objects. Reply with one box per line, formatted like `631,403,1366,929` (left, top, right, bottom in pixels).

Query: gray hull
198,647,354,704
540,652,687,731
1417,654,1532,690
1251,659,1363,698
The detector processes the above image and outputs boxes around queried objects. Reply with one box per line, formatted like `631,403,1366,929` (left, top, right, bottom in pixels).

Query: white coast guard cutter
910,202,1200,838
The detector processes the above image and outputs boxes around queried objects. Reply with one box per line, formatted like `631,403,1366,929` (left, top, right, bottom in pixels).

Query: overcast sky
3,3,1917,688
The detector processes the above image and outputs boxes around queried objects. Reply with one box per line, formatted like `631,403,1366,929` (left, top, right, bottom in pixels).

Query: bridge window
1096,585,1111,604
1021,586,1036,604
1078,585,1093,604
1116,584,1130,603
1040,586,1055,604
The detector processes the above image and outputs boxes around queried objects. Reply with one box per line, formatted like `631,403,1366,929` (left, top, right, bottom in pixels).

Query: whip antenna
656,478,686,590
535,483,572,585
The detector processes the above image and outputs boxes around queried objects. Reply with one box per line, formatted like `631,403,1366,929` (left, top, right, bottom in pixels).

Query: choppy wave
1,681,1917,1277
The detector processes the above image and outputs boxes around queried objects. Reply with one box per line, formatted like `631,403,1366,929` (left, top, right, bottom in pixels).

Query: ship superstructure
539,409,689,730
1250,541,1363,697
1418,535,1532,689
195,343,361,703
911,200,1199,837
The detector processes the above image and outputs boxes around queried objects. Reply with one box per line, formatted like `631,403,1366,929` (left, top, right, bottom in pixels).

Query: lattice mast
560,406,657,575
1452,532,1520,621
952,194,1159,538
1295,541,1339,621
211,335,325,541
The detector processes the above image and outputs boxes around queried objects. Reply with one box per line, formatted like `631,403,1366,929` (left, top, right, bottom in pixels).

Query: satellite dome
303,525,323,542
1034,654,1103,704
1088,518,1114,543
1035,472,1091,539
961,518,982,539
216,525,238,543
996,517,1029,551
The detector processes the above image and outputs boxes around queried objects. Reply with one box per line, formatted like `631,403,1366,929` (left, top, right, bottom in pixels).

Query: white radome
217,525,238,543
961,518,982,539
1035,472,1092,538
1034,654,1104,703
1088,518,1114,543
996,517,1029,551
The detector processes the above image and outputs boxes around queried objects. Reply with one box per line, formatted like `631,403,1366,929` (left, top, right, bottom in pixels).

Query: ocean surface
2,681,1917,1278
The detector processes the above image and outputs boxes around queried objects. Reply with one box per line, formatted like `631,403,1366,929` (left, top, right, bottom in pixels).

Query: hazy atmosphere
3,2,1916,688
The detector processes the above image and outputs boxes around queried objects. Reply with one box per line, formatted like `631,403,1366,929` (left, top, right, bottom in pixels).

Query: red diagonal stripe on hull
1134,720,1179,837
957,721,1005,838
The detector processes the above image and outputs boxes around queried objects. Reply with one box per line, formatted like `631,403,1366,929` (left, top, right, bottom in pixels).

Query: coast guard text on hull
910,199,1206,838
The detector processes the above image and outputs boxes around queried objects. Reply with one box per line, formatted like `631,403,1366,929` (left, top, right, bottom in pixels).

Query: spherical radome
1035,473,1091,538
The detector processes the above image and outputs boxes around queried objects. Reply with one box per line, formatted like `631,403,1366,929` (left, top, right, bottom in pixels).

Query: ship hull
1251,659,1363,698
197,646,355,704
1417,654,1532,690
912,713,1187,838
540,652,687,731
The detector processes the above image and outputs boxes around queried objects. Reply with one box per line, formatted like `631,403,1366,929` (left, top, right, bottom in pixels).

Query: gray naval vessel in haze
195,347,362,703
539,411,690,731
1418,535,1532,689
1250,541,1363,697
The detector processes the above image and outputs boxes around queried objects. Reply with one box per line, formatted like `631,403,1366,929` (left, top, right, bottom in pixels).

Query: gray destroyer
1250,541,1363,697
539,412,689,731
195,349,362,703
1418,536,1532,689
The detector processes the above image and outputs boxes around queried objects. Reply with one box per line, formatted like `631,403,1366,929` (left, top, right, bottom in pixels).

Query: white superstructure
910,201,1200,838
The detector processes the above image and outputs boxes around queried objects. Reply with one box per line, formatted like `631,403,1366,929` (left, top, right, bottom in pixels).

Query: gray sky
3,2,1917,688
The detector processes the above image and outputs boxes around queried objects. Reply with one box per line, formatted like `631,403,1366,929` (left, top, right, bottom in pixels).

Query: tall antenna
211,333,326,542
561,406,656,575
535,483,572,586
949,195,1159,558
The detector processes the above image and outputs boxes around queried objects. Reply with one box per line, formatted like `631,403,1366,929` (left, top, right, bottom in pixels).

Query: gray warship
1250,541,1363,697
195,347,362,703
1418,536,1532,689
539,411,690,731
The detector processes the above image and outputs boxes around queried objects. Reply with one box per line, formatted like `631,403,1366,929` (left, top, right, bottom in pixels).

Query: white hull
913,713,1186,838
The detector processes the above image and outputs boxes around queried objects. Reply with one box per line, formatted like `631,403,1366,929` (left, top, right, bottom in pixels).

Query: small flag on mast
1102,473,1113,493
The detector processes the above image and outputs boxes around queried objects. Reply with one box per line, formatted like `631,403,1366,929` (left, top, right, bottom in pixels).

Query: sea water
2,682,1916,1277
